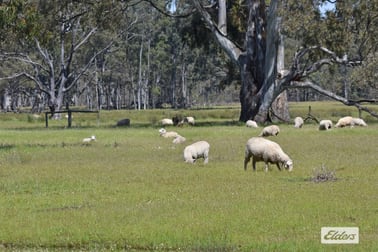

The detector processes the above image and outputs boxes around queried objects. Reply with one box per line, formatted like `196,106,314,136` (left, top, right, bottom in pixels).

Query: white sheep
183,141,210,164
318,120,333,130
246,120,258,128
335,116,353,128
83,135,96,143
159,128,179,138
172,135,186,144
259,125,280,137
293,117,304,128
184,116,195,125
161,118,174,126
244,137,293,172
352,118,367,127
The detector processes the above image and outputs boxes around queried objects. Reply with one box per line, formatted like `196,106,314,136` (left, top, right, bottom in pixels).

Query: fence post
45,112,49,128
68,110,72,128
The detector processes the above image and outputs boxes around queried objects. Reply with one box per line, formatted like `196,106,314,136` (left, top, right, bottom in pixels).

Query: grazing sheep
246,120,258,128
161,118,174,126
244,137,293,172
83,135,96,143
259,125,280,137
172,115,183,126
172,135,186,144
352,118,367,127
183,141,210,164
184,116,195,125
335,116,354,128
318,120,333,130
293,117,304,128
159,128,179,138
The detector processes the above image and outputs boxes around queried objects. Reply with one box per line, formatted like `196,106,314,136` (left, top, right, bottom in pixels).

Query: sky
320,1,336,16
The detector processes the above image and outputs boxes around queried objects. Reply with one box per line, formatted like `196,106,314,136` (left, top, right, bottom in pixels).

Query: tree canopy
0,0,376,119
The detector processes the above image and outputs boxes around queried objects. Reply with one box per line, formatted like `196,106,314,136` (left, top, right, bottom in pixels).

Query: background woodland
0,0,377,120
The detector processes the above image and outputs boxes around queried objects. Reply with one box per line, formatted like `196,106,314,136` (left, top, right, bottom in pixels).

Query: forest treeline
0,1,377,118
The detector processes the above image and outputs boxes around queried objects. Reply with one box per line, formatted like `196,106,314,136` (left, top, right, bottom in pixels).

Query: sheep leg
244,156,251,171
276,163,282,171
203,156,208,164
264,162,269,172
252,158,257,171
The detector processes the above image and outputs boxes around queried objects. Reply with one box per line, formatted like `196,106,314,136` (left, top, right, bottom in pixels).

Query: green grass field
0,102,377,251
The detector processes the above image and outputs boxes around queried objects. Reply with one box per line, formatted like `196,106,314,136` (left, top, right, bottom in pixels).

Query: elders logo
321,227,359,244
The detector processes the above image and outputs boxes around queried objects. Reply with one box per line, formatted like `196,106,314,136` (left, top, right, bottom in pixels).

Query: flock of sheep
245,115,368,171
157,114,368,172
83,114,368,172
158,117,210,164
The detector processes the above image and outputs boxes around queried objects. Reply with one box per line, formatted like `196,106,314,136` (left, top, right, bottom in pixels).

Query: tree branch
291,46,363,79
73,27,97,52
289,79,378,118
0,72,49,95
189,0,242,65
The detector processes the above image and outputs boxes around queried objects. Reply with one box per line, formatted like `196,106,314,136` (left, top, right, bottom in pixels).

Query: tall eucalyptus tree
172,0,377,121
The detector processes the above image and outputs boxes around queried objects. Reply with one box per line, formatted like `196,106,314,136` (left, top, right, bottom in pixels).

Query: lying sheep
83,135,96,143
259,125,280,137
335,116,353,128
183,141,210,164
172,135,186,144
318,120,333,130
246,120,258,128
159,128,179,138
293,117,304,128
244,137,293,172
161,118,174,126
352,118,367,127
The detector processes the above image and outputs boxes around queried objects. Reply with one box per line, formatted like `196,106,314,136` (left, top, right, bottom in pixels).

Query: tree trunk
270,17,290,122
191,0,288,123
239,0,267,122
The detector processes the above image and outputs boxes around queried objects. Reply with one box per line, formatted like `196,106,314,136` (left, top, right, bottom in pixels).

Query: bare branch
291,46,363,79
189,0,242,64
64,39,115,92
289,80,378,118
0,72,49,95
73,27,97,52
0,52,47,72
35,39,55,81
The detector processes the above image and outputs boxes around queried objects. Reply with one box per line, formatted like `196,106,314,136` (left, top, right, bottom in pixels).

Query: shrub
308,164,337,183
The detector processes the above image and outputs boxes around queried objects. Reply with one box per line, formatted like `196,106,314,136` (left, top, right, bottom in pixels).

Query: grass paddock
0,102,377,251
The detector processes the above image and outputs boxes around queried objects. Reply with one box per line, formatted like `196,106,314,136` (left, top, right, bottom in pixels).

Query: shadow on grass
0,143,15,150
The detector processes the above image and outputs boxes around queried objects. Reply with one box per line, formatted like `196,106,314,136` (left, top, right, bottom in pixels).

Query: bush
308,164,337,183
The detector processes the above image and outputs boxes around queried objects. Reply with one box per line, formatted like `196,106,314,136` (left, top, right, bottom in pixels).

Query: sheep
172,115,183,126
183,141,210,164
161,118,174,126
352,118,367,127
335,116,354,128
172,135,186,144
83,135,96,143
318,120,333,130
293,117,304,128
246,120,258,128
259,125,280,137
244,137,293,172
335,116,368,128
184,116,195,126
159,128,179,138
